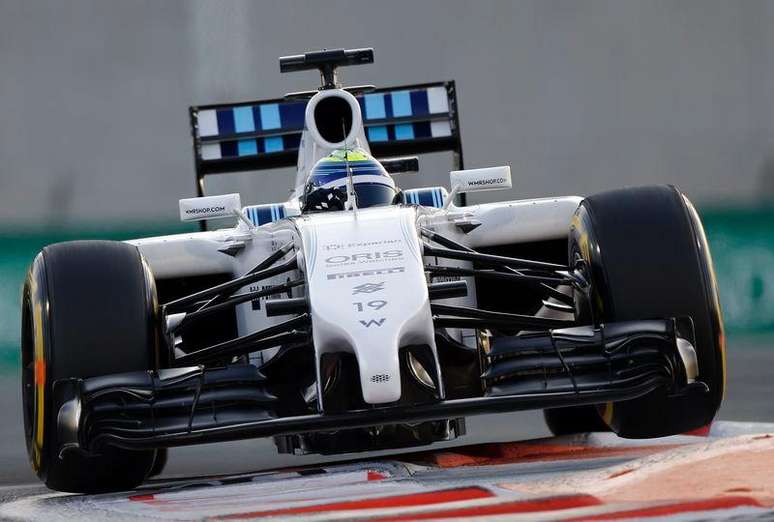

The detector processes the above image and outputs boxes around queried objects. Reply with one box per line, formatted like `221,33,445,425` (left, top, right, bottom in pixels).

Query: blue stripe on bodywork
383,94,393,118
404,188,444,208
237,139,258,156
283,133,302,149
216,109,235,135
251,106,263,131
312,169,391,187
259,104,281,130
364,94,386,120
259,207,273,225
394,123,415,140
368,126,388,142
220,140,237,157
391,91,412,117
413,121,432,138
279,102,306,130
264,136,284,153
233,106,255,133
244,204,287,225
410,89,429,116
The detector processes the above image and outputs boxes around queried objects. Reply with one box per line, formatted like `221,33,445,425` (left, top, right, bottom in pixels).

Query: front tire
570,185,725,438
21,240,160,492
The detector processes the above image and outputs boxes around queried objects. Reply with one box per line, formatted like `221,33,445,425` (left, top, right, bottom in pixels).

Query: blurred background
1,0,772,482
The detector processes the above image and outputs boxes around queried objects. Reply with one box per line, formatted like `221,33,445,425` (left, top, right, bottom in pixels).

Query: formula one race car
21,48,725,493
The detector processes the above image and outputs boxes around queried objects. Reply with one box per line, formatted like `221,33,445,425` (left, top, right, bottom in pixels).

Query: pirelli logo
327,266,405,280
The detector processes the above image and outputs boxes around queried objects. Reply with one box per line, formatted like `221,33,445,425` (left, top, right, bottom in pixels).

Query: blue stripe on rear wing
189,81,462,197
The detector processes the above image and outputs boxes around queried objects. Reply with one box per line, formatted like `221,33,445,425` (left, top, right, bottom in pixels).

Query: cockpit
300,148,400,212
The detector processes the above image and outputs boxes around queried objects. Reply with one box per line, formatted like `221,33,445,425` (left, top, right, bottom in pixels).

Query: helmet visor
302,182,398,212
351,183,399,208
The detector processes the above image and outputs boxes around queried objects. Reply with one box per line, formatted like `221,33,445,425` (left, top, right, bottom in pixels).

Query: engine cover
294,206,438,406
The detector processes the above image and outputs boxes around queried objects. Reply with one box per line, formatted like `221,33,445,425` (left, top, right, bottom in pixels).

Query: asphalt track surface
0,336,771,520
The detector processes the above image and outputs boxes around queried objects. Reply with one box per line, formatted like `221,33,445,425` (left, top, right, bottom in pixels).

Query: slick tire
567,185,725,438
21,240,160,492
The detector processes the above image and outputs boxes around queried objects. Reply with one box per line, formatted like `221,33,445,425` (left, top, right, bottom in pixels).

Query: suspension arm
165,256,298,312
431,303,574,329
421,228,577,305
423,243,567,272
174,279,305,332
193,241,297,313
173,314,310,366
426,265,573,285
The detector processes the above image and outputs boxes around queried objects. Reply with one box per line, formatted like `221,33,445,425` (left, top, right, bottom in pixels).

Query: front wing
55,318,706,455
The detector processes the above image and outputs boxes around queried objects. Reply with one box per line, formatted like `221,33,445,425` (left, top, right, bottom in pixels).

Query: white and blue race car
21,48,725,492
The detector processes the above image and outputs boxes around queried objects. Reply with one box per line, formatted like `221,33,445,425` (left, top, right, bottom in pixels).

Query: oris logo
325,250,403,264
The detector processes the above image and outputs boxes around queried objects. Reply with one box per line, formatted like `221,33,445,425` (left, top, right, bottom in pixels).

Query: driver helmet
301,148,399,212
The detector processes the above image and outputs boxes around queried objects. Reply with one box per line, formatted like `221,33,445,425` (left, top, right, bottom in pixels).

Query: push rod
431,303,574,329
165,257,298,311
173,314,310,366
423,244,567,272
426,265,572,285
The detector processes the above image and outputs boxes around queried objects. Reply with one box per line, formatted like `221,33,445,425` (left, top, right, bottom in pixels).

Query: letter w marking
359,318,386,328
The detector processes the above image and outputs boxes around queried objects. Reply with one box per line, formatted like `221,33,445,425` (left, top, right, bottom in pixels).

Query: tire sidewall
570,185,725,437
21,254,51,480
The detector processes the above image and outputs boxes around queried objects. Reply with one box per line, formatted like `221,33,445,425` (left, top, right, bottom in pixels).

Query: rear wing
189,81,464,197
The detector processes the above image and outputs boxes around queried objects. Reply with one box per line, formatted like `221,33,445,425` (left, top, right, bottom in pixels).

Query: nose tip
359,357,402,404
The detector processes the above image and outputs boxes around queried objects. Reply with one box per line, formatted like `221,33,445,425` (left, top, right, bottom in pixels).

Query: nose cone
295,205,436,406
